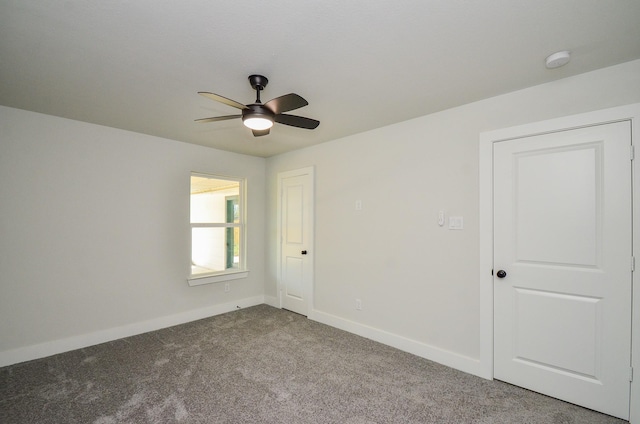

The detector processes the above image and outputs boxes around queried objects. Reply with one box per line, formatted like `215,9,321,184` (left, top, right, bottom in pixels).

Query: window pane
190,177,240,224
191,227,239,275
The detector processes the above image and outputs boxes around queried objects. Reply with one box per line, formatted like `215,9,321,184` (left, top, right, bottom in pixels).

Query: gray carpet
0,305,627,423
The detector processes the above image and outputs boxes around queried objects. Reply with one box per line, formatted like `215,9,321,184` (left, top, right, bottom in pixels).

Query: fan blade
252,129,270,137
275,114,320,130
195,114,242,123
198,92,248,110
264,93,308,114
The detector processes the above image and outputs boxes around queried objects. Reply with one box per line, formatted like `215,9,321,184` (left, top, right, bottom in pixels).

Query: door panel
285,185,304,244
513,288,601,378
514,145,600,267
493,121,631,419
283,257,303,299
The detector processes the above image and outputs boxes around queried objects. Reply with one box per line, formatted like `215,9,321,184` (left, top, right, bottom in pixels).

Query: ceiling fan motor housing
242,104,274,120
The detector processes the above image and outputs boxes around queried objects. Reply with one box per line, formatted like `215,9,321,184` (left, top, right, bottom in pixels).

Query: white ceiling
1,1,639,158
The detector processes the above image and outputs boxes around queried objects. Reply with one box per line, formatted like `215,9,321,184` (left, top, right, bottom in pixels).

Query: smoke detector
545,51,571,69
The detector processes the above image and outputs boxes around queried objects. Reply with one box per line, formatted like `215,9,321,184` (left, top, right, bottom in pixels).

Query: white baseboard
0,295,265,367
3,298,485,380
309,309,484,378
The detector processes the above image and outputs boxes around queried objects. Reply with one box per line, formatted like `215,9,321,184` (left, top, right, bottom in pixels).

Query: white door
493,122,632,419
278,167,314,316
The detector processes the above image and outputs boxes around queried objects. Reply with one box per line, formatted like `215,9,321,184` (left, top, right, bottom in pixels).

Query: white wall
0,107,266,365
265,59,640,375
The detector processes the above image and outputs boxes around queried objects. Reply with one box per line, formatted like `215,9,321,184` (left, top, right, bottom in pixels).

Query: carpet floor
0,304,628,423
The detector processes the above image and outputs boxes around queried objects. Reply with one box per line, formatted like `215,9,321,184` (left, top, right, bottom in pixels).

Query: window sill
187,270,248,287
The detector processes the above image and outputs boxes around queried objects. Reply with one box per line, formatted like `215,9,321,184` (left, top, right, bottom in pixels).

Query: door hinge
630,367,634,382
631,145,635,161
632,256,636,272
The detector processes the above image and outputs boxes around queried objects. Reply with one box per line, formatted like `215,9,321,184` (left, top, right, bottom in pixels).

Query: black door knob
301,250,308,255
496,270,507,278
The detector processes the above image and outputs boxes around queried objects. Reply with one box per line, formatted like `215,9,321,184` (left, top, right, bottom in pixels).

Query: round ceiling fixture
545,51,571,69
242,104,274,130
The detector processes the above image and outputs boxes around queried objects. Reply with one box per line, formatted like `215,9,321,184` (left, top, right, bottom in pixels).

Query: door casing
479,103,640,422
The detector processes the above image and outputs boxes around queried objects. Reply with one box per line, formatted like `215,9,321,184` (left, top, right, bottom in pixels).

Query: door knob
496,270,507,278
301,250,308,255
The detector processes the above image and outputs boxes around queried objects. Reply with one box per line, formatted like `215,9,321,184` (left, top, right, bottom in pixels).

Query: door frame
276,166,315,313
479,103,640,421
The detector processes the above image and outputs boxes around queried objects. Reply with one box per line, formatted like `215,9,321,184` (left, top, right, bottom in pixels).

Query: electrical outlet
355,299,362,310
224,283,230,292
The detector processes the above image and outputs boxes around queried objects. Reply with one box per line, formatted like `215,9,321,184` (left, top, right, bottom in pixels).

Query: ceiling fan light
243,116,273,130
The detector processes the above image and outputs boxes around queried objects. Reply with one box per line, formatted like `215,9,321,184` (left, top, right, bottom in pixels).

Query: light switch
449,216,464,230
438,210,445,226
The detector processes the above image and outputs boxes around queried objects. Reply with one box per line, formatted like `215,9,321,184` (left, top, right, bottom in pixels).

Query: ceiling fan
196,75,320,137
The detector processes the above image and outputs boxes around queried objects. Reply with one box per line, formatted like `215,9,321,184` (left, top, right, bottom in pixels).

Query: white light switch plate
449,216,464,230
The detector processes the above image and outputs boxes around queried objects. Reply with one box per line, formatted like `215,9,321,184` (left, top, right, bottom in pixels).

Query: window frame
188,172,248,286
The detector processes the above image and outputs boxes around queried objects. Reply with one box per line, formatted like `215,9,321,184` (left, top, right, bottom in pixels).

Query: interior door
279,168,313,316
493,121,632,419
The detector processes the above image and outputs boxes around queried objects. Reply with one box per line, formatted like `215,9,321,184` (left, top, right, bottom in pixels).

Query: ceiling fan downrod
249,74,268,104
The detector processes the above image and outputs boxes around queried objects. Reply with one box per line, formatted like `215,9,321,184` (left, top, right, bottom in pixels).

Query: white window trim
187,270,249,286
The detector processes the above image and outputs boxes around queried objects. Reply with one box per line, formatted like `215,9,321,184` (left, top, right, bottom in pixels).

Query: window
188,173,247,286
